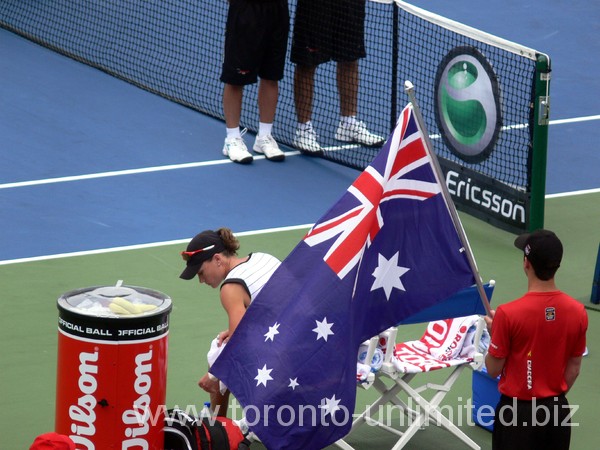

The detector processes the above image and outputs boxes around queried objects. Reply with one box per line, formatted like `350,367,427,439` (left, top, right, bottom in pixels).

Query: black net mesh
396,11,536,191
1,0,537,190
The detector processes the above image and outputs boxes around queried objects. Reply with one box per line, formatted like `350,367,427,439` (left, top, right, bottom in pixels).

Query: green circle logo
435,47,502,163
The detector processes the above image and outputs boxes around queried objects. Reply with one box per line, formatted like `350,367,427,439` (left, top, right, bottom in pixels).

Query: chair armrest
470,352,484,370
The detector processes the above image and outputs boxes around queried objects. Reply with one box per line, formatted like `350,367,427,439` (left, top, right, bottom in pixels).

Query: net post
529,53,551,231
404,80,492,316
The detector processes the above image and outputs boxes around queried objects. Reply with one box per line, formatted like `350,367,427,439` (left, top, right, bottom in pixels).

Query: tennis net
0,0,549,233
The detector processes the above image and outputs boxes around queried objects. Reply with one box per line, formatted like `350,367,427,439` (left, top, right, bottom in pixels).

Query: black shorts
290,0,366,67
221,0,290,85
492,394,572,450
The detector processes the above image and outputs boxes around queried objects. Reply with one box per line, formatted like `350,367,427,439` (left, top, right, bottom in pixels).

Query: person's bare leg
337,60,359,118
292,64,322,153
222,83,253,162
254,78,285,161
258,79,278,125
223,83,244,129
294,64,317,124
336,60,383,146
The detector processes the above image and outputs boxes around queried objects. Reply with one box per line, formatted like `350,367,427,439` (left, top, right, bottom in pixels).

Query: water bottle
199,401,213,418
370,348,384,372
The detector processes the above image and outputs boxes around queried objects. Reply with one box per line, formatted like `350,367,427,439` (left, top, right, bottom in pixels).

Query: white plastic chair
337,283,494,450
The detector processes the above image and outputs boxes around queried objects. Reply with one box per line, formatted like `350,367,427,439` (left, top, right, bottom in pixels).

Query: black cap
179,230,225,280
514,229,563,272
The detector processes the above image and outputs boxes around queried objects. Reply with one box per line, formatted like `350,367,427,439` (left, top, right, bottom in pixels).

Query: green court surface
1,193,598,449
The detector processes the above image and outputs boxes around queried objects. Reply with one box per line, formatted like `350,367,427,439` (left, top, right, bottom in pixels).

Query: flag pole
404,80,492,316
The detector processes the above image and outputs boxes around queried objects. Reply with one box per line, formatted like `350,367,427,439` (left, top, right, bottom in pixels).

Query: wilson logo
69,350,99,450
122,348,153,449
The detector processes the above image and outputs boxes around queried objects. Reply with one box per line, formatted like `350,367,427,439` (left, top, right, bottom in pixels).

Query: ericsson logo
435,46,502,163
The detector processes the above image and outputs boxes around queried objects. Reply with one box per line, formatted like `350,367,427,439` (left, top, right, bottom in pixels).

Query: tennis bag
163,408,251,450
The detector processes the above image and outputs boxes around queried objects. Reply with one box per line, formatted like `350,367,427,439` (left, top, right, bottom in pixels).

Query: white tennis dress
221,252,281,303
207,252,281,387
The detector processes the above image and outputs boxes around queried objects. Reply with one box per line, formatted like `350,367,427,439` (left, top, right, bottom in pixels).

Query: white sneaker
223,136,253,164
335,120,385,146
293,126,323,155
253,135,285,162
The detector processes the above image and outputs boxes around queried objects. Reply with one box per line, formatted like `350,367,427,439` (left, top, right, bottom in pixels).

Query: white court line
428,114,600,139
0,224,314,266
2,187,600,266
546,187,600,199
0,152,300,190
549,114,600,125
1,115,598,265
1,114,598,191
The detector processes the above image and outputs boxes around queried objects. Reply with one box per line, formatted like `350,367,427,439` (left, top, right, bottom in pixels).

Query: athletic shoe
335,120,385,146
223,136,253,164
293,126,323,155
253,135,285,162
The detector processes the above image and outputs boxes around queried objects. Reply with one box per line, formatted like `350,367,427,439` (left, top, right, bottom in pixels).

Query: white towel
392,315,481,374
207,337,228,394
356,363,372,382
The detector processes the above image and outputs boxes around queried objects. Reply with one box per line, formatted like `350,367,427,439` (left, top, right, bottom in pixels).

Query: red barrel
56,285,172,449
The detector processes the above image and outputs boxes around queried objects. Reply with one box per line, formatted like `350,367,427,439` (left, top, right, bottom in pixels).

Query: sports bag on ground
163,408,251,450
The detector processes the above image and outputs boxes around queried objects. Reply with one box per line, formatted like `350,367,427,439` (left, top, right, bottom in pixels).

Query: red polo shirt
488,290,587,400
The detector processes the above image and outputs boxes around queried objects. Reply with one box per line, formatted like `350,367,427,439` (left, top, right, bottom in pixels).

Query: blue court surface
0,1,599,449
1,0,599,263
1,26,362,260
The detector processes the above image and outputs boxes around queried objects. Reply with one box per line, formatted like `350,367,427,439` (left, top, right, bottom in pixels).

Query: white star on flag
370,251,410,300
312,317,334,341
288,378,299,390
255,364,273,387
319,395,342,417
264,322,280,341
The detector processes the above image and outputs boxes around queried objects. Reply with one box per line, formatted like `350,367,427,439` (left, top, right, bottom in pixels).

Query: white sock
341,115,357,127
258,122,273,138
298,121,313,132
226,127,241,139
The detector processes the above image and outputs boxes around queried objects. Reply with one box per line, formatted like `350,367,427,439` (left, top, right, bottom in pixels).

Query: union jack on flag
304,106,442,279
211,104,476,450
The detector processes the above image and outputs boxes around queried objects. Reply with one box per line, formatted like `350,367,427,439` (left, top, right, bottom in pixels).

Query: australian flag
210,105,476,449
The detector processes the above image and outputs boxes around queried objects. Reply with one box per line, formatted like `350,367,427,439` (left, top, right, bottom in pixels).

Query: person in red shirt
485,229,588,450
